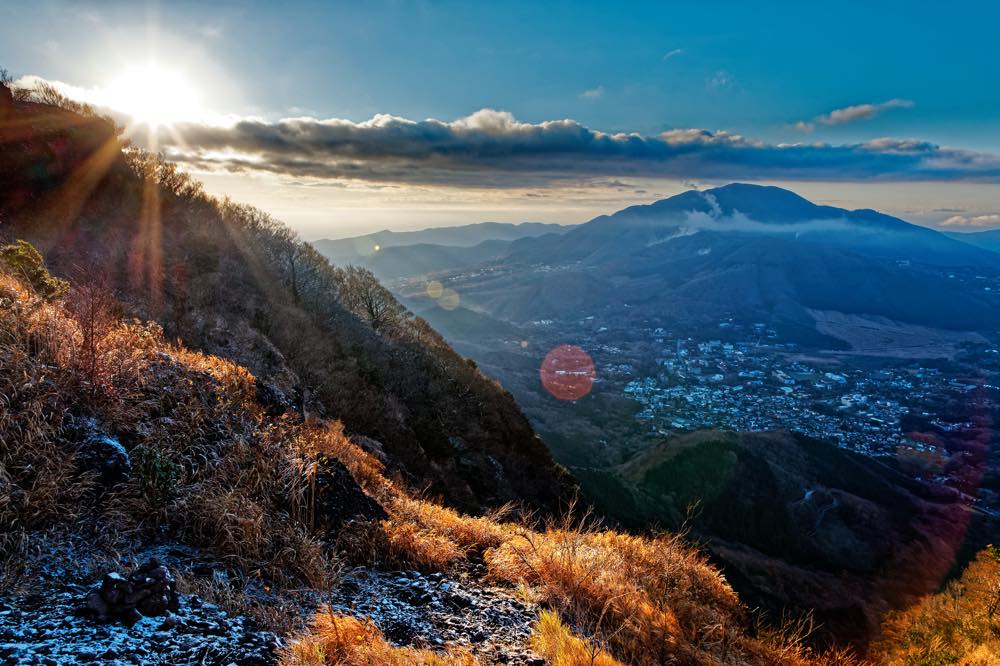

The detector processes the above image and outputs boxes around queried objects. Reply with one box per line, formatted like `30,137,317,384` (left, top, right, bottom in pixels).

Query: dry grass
0,268,340,588
1,263,871,665
280,609,479,666
530,610,627,666
174,571,311,636
871,547,1000,666
485,515,744,665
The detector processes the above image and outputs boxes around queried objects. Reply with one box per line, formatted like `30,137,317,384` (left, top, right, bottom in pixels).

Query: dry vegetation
1,250,871,665
0,261,338,588
871,547,1000,666
530,610,627,666
280,611,479,666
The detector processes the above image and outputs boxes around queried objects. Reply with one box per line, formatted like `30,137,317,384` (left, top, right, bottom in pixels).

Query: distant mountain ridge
314,221,568,256
946,228,1000,253
313,221,570,282
427,184,1000,337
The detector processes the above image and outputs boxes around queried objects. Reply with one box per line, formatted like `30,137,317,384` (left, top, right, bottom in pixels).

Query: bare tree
334,265,408,333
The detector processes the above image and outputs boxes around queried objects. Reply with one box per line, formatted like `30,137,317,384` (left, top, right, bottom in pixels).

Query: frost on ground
0,542,542,665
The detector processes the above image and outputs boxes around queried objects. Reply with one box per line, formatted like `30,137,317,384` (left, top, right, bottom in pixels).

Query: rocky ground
0,542,542,665
328,569,542,665
0,588,279,666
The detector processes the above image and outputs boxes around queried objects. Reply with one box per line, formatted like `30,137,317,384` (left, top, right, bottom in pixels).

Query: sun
104,63,201,129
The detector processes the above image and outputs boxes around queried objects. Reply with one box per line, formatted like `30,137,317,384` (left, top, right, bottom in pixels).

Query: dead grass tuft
280,609,479,666
530,610,626,666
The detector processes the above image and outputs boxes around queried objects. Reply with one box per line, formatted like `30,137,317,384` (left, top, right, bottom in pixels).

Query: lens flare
426,280,444,299
540,344,595,401
438,288,460,310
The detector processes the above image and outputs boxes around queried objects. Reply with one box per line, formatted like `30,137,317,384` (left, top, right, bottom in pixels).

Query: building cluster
616,332,981,457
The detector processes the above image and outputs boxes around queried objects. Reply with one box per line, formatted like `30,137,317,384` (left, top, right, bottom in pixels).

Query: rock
352,435,388,463
67,416,131,487
312,456,387,534
81,558,179,625
254,378,296,417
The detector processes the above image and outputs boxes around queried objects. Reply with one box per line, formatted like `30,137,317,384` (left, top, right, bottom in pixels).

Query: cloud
579,85,605,100
942,213,1000,228
153,108,1000,188
662,49,684,61
795,99,914,133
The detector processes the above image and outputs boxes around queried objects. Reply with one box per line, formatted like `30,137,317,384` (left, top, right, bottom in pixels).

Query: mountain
318,238,517,282
0,83,877,666
312,222,570,280
315,221,567,253
946,228,1000,253
427,184,1000,342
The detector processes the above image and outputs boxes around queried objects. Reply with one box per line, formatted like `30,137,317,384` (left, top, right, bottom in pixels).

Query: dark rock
81,558,179,624
353,435,388,463
67,416,131,487
312,456,387,534
254,378,296,417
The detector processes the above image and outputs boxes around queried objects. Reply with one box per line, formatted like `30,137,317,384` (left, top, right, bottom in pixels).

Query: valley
318,185,1000,648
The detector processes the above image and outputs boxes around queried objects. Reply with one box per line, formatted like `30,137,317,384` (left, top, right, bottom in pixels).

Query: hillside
947,228,1000,253
578,430,972,649
0,83,571,516
0,242,867,665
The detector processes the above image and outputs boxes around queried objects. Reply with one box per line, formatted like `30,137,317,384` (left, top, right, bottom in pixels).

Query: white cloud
662,48,684,61
579,85,605,100
795,99,914,133
942,213,1000,227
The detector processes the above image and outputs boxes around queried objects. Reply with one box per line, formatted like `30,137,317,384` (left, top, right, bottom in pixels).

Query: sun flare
103,64,201,129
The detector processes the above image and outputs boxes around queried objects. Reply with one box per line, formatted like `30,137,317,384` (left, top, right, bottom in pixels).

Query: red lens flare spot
540,344,595,401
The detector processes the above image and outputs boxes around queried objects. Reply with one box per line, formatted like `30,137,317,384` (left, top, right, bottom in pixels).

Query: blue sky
3,1,999,237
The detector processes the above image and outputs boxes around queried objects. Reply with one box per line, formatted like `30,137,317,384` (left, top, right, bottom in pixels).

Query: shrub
131,443,180,504
0,240,68,301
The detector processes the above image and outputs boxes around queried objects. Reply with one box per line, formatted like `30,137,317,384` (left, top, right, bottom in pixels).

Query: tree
334,265,408,334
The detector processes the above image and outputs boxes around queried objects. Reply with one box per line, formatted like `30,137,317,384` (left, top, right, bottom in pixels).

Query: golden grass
871,547,1000,666
530,610,626,666
280,609,479,666
485,518,740,665
1,264,872,665
0,269,340,588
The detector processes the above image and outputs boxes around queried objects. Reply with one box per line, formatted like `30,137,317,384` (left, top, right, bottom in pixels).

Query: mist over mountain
402,184,1000,344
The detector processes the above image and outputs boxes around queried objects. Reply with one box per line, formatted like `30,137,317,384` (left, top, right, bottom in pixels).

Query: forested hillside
0,80,572,516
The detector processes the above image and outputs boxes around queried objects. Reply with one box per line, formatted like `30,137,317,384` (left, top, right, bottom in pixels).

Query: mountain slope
0,84,571,516
587,430,970,648
437,184,1000,338
947,228,1000,253
0,244,858,666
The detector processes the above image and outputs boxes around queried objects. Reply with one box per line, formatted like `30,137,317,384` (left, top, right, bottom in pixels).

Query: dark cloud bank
164,109,1000,187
